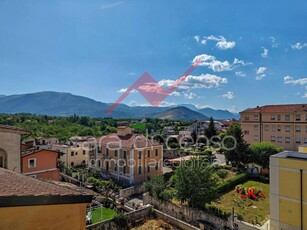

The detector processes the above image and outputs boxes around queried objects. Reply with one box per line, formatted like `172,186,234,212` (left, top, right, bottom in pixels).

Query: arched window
91,159,95,166
97,160,101,168
0,149,7,169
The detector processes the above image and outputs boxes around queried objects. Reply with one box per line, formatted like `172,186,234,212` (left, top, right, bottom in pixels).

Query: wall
0,203,88,230
119,185,145,198
0,131,21,173
86,205,152,230
143,194,231,229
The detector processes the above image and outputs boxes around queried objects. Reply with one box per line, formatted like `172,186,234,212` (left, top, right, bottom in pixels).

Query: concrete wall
0,131,21,173
86,206,152,230
0,203,88,230
119,185,145,198
143,194,231,229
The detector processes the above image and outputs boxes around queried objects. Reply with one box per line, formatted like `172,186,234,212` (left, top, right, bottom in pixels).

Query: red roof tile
241,104,307,113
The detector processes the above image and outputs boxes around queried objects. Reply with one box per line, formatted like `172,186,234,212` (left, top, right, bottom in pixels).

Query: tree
205,117,217,140
173,157,217,208
223,123,250,168
144,175,167,200
249,142,284,168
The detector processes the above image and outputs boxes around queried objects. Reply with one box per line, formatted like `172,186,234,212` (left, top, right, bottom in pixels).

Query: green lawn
90,207,117,224
208,180,270,225
130,123,145,129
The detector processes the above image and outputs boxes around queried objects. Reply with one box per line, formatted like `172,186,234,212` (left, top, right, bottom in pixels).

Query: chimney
117,126,132,136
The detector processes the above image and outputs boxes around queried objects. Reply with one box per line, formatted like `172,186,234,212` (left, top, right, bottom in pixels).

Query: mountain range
0,91,239,120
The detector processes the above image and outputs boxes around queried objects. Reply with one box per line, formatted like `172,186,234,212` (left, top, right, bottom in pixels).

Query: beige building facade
240,104,307,151
0,125,30,173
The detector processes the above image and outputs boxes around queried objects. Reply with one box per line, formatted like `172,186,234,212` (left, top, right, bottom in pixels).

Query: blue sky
0,0,306,113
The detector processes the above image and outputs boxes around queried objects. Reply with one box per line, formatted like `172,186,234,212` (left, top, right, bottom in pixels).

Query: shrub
216,169,229,179
216,173,249,194
113,212,129,229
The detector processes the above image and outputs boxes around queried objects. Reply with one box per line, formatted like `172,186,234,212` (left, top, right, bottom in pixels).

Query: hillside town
0,103,306,229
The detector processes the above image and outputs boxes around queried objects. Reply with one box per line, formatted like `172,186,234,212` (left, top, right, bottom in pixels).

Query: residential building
187,120,224,135
0,167,92,230
0,125,30,173
95,126,163,186
270,151,307,230
240,104,307,150
21,149,62,181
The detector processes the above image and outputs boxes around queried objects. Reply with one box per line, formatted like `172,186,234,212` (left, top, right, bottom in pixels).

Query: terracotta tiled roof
21,149,64,157
0,168,88,197
241,104,307,113
96,134,161,149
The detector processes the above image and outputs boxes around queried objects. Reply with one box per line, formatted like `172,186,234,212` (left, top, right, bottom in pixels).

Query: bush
113,212,129,229
216,169,229,179
248,174,269,183
205,205,231,220
216,173,249,194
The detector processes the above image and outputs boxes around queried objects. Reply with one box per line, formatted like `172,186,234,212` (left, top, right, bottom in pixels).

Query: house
21,149,62,181
94,126,163,186
240,104,307,151
187,120,224,136
0,167,92,230
0,124,30,173
270,151,307,230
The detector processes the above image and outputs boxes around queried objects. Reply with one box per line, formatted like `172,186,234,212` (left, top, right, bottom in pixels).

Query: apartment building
270,151,307,230
21,149,62,181
95,126,163,186
240,104,307,150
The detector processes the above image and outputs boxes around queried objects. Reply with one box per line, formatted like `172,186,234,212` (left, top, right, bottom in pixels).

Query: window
306,115,307,121
0,150,7,169
254,125,258,131
244,130,249,135
28,158,36,168
147,165,150,172
254,135,259,141
138,165,142,174
155,163,158,171
271,115,275,121
286,126,290,132
147,150,151,158
254,115,259,121
277,136,282,143
71,151,74,156
123,166,126,174
83,150,86,155
155,149,159,156
271,136,275,142
97,146,102,154
244,116,249,121
272,125,275,132
82,160,86,164
296,126,301,132
296,137,301,144
296,115,301,121
265,125,269,131
30,175,37,179
277,115,281,121
285,115,290,121
138,151,142,159
75,152,78,156
114,163,117,172
106,148,109,156
277,126,281,132
123,150,127,159
71,162,74,167
114,149,118,157
285,137,290,143
304,138,307,144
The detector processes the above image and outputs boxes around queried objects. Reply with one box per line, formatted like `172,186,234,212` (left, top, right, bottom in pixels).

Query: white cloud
284,76,307,85
169,91,180,96
228,105,239,113
194,35,200,43
192,54,249,72
270,37,278,48
159,73,228,90
128,72,135,76
159,101,178,107
235,71,246,77
291,42,307,50
101,1,123,9
261,47,269,58
184,92,198,99
117,88,136,93
222,91,235,99
256,67,267,80
194,35,236,49
303,92,307,98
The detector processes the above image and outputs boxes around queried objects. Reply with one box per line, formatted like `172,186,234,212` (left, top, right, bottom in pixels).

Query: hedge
216,173,249,194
